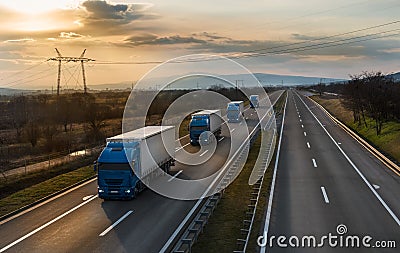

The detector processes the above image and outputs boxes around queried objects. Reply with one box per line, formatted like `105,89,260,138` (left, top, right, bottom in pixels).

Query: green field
0,165,95,217
311,95,400,162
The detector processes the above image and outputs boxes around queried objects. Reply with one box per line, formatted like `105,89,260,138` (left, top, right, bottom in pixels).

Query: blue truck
189,110,222,145
95,126,175,200
250,95,259,108
227,101,244,123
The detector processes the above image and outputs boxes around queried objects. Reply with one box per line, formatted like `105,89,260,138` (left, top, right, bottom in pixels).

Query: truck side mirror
93,161,97,172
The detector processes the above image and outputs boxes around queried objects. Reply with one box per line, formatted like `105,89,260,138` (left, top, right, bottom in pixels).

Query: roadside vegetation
311,95,400,162
0,165,96,217
306,71,400,162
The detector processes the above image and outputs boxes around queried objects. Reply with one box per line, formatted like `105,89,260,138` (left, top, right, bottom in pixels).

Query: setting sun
0,0,79,14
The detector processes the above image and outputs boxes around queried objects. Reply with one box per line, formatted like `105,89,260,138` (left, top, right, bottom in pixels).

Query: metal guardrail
172,125,259,253
170,92,285,253
307,96,400,175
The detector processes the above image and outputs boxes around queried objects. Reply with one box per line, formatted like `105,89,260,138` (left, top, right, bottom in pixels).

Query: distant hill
0,73,348,93
388,72,400,81
0,88,32,96
253,73,346,86
88,73,346,90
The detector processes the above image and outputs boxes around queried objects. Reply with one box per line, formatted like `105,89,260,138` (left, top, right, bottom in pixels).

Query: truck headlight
98,189,104,193
125,189,131,193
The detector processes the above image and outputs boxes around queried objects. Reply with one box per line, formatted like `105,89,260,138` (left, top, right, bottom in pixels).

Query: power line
93,20,400,65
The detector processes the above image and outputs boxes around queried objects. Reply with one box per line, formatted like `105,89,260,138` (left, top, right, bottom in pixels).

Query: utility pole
48,48,95,95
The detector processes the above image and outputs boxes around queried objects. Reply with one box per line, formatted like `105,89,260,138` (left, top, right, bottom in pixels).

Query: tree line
310,71,400,135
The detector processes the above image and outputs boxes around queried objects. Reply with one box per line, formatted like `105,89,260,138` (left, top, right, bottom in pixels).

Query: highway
262,90,399,252
0,90,283,253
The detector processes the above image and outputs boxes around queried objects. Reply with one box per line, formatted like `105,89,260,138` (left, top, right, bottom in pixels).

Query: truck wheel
133,185,139,199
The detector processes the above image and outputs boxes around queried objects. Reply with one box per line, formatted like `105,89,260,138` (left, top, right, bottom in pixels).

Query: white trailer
106,126,175,178
191,110,222,133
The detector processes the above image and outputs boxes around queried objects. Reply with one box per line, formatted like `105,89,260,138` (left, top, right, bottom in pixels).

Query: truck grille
105,178,123,185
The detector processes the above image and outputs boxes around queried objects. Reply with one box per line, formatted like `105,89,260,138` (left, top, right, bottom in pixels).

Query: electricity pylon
48,48,95,95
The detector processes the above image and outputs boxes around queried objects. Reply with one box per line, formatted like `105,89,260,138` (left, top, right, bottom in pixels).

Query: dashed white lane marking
373,184,380,190
218,137,225,142
312,158,318,168
300,119,302,122
303,132,307,137
307,142,311,149
168,170,183,182
99,210,134,236
299,115,301,118
321,187,330,203
82,195,94,201
0,195,98,252
338,142,342,145
296,91,400,226
175,143,190,151
199,150,209,157
231,128,236,133
301,124,304,128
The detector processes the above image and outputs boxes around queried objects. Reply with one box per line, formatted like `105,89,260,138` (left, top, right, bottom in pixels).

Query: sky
0,0,399,90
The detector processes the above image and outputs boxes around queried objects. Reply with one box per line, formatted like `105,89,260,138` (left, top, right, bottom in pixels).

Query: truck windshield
98,163,131,171
190,126,207,131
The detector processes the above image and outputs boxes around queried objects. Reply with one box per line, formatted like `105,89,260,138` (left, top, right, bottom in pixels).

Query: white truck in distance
227,101,244,123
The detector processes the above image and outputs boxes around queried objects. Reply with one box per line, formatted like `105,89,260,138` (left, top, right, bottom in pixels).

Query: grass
311,95,400,162
0,165,96,217
192,134,262,253
191,92,287,253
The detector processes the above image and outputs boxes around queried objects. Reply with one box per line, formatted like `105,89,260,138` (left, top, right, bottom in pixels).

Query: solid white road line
0,195,98,252
296,92,400,226
321,187,330,204
312,158,318,168
218,137,225,142
0,177,98,226
82,195,94,201
175,143,190,151
303,132,307,137
161,91,285,253
168,170,183,182
199,150,209,157
307,142,311,149
260,92,288,253
99,210,133,237
177,134,189,141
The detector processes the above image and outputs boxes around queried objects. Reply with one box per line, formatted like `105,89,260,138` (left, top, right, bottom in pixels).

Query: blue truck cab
189,110,222,145
95,126,175,200
96,141,141,200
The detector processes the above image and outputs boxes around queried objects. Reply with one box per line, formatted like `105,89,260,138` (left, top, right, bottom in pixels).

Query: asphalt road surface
0,90,283,253
263,90,399,253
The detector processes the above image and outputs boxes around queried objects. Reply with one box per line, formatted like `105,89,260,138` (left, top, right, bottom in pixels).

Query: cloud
4,38,35,43
124,34,207,46
76,0,158,36
59,32,85,39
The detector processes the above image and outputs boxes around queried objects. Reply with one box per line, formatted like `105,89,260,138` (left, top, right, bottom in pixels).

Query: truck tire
133,185,140,199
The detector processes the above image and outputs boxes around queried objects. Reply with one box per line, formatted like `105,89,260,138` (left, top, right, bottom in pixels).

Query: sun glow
0,0,80,15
